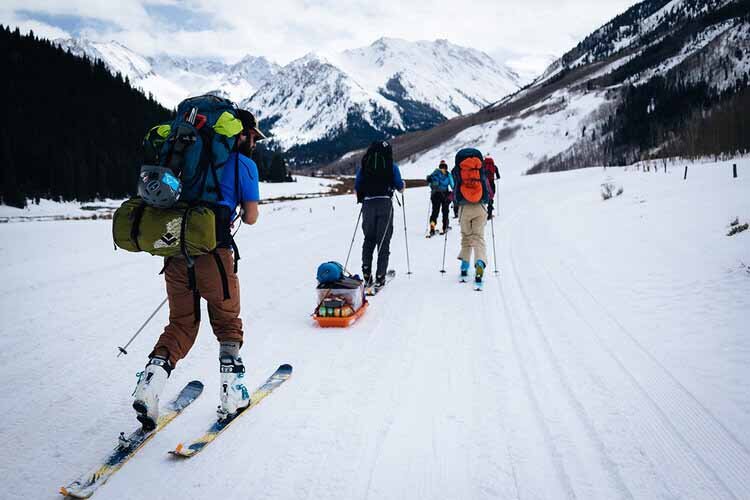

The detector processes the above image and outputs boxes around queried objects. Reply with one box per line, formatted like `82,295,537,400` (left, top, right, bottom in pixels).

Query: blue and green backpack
144,94,245,205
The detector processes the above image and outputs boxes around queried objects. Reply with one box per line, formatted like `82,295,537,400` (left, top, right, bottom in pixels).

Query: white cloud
6,18,70,40
0,0,642,70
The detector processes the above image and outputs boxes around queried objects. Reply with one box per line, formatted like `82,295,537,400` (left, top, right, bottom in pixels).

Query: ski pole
491,186,499,275
117,297,168,357
440,225,448,274
343,205,363,273
400,191,412,275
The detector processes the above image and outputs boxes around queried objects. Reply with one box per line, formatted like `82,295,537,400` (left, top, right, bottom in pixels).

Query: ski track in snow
0,162,749,499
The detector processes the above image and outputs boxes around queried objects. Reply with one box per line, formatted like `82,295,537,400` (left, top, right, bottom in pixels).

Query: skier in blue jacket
426,160,454,236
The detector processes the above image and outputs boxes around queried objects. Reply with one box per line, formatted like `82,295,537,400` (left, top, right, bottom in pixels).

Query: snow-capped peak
334,37,520,117
54,37,154,81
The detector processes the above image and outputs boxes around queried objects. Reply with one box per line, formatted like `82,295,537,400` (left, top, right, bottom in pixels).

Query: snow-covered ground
0,160,748,499
0,176,341,222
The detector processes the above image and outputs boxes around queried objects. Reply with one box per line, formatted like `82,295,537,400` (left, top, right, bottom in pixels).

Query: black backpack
357,141,394,203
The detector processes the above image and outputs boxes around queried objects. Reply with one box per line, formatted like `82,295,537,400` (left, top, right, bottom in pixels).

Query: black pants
430,191,450,230
361,198,394,278
487,181,496,219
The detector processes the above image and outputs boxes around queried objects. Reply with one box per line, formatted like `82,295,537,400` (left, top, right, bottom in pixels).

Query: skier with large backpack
114,94,266,429
426,160,454,236
452,148,491,290
354,140,404,290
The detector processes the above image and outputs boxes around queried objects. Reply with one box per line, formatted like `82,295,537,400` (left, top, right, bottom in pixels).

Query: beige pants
458,203,488,265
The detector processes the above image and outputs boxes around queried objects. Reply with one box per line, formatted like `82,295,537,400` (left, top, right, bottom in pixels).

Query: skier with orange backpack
452,148,491,290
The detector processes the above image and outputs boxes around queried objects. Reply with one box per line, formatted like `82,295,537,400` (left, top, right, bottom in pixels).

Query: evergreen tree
269,153,287,182
0,25,172,204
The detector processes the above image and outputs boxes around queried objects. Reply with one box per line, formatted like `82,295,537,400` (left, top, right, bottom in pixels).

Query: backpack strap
211,251,231,301
179,207,195,267
230,235,241,273
231,152,242,273
196,128,225,203
192,288,201,325
183,264,201,325
130,201,147,252
159,257,171,275
234,151,240,208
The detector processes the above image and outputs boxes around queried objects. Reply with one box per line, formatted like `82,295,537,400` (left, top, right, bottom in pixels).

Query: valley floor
0,161,748,499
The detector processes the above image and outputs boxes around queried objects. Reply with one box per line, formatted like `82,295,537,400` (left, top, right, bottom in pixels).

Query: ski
60,380,203,499
170,364,292,458
365,269,396,296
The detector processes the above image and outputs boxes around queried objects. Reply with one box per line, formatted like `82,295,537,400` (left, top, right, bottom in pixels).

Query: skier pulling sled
354,140,405,289
313,262,369,327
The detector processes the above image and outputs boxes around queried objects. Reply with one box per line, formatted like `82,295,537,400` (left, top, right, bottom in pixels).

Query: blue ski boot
459,260,470,282
474,260,486,291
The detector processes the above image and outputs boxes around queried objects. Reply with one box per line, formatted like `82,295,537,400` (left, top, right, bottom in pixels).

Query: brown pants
151,248,243,366
457,203,488,265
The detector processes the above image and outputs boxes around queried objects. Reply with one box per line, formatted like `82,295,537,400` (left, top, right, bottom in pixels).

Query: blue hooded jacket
427,168,454,193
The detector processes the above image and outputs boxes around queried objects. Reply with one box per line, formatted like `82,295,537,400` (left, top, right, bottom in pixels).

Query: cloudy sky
1,0,641,77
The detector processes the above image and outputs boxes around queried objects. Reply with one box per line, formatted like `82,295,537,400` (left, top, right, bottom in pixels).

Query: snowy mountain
53,38,280,108
335,38,520,118
537,0,737,84
244,38,520,164
322,0,749,175
241,53,404,151
149,54,280,105
53,36,520,165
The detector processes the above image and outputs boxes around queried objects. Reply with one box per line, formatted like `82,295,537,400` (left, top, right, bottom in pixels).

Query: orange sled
314,302,369,328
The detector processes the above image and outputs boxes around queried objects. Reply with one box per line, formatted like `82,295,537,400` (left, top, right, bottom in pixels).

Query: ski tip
278,364,293,374
60,486,69,497
187,380,204,389
169,443,193,458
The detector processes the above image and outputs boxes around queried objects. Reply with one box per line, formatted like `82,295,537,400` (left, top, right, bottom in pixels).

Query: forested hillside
0,26,172,208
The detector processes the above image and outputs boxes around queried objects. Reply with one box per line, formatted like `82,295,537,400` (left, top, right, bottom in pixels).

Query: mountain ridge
52,35,521,165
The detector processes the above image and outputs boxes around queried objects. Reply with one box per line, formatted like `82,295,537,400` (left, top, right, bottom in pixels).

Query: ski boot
132,355,171,431
474,260,486,291
459,260,470,282
428,222,436,237
375,274,387,290
362,267,373,288
218,352,250,420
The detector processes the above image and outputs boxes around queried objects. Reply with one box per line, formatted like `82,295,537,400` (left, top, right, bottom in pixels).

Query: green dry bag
113,198,216,257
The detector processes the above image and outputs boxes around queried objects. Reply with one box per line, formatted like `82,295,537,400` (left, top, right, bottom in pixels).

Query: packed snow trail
0,162,749,500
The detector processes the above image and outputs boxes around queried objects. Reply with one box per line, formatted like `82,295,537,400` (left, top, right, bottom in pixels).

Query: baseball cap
236,109,267,141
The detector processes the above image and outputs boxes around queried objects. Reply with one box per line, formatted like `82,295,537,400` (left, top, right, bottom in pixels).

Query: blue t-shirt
218,152,260,212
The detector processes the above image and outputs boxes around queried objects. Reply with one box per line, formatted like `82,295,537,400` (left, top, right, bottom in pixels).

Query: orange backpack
458,156,485,203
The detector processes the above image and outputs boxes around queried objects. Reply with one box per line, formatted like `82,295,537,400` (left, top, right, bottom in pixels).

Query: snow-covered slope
537,0,735,84
2,159,749,500
400,89,608,177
